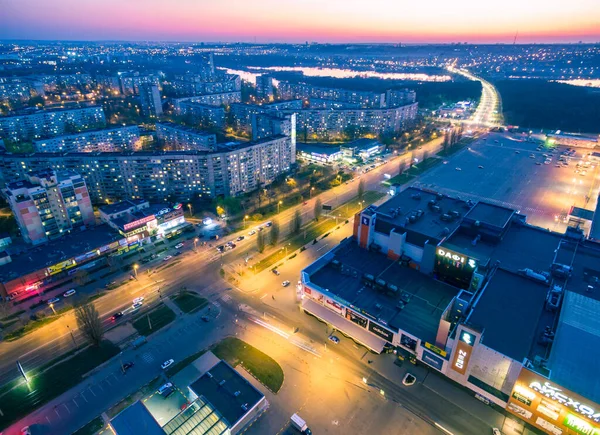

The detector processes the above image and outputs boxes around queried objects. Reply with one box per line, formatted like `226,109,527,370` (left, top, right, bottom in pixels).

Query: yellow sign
47,259,76,275
425,342,448,358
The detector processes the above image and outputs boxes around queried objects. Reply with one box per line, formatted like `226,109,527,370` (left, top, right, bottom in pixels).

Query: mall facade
301,186,600,435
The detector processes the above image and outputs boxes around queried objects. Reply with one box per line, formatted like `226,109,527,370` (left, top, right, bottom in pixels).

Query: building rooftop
443,223,563,273
463,202,515,230
342,138,381,151
547,290,600,405
374,187,472,247
110,400,164,435
309,239,459,343
297,143,342,156
555,240,600,302
0,224,122,283
588,196,600,241
99,199,148,216
468,268,551,362
156,122,217,137
189,361,264,428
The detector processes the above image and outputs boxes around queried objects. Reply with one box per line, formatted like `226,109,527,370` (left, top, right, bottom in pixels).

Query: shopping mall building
300,186,600,435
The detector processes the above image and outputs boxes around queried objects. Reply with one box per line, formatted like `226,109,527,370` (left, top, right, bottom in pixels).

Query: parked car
63,289,76,297
111,311,123,321
402,373,417,386
132,301,143,310
122,361,134,370
282,280,290,287
157,382,174,397
175,242,184,249
133,297,144,304
161,359,175,370
163,255,172,261
272,269,280,276
174,251,182,256
47,297,60,305
328,335,340,344
201,316,210,322
493,429,502,435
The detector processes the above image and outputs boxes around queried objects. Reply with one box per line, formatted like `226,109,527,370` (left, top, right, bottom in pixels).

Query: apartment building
3,169,95,245
176,101,225,129
0,106,106,142
139,83,163,118
156,122,217,151
278,81,386,108
118,72,161,96
171,73,241,97
230,100,302,133
33,126,141,153
0,77,45,101
0,135,294,202
172,91,241,109
255,74,274,100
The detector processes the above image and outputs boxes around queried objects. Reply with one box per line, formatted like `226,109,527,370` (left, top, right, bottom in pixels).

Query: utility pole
148,313,152,330
67,325,77,348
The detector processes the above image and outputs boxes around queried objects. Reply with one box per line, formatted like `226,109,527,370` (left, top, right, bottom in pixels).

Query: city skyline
1,0,600,43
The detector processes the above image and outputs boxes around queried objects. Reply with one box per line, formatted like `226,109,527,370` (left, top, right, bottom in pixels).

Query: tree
269,220,280,246
73,269,89,287
291,209,302,235
314,198,322,221
75,300,104,347
398,160,406,177
256,230,266,253
357,179,365,200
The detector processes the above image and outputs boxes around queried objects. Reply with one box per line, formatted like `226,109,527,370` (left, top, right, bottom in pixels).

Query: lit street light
194,237,199,250
244,215,250,228
187,203,193,217
277,200,283,214
310,187,315,198
133,264,139,279
49,303,56,315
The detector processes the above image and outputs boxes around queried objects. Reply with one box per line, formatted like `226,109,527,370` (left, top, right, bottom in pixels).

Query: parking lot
416,133,600,233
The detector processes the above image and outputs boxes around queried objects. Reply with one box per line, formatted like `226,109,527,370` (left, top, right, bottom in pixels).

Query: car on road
236,236,245,242
133,297,144,304
248,230,256,236
111,311,124,321
163,255,173,261
455,167,462,171
282,280,290,287
122,361,134,370
328,335,340,344
515,150,520,154
478,165,484,169
265,221,273,227
63,289,76,297
201,316,210,322
216,245,225,252
493,429,502,435
161,359,175,370
47,297,60,305
535,162,542,165
402,373,417,386
132,301,143,310
175,242,184,249
272,269,280,276
21,427,32,435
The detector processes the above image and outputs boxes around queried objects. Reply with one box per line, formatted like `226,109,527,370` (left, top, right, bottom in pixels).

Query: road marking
72,398,79,408
260,294,267,300
81,392,88,402
435,422,455,435
89,387,97,397
46,416,52,424
63,403,70,414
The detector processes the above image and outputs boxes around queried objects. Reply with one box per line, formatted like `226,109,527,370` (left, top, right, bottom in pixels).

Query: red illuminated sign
123,215,155,231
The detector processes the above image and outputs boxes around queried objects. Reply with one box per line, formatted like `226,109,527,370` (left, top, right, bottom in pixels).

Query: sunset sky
1,0,599,43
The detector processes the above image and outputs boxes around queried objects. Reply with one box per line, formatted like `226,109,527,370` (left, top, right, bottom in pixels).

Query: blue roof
110,401,164,435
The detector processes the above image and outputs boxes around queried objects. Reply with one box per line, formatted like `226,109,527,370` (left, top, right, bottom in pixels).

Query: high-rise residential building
0,77,45,102
0,106,106,143
139,83,163,118
176,102,225,128
172,91,241,109
255,75,274,101
156,122,217,151
171,73,241,97
230,100,302,134
385,89,417,107
3,169,95,245
278,81,387,108
33,126,141,153
0,135,294,202
117,72,161,96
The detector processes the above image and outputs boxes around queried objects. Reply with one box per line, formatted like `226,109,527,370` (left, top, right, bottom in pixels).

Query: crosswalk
141,352,155,364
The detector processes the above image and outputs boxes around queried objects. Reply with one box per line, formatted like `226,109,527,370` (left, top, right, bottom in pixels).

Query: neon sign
437,248,476,268
530,381,600,422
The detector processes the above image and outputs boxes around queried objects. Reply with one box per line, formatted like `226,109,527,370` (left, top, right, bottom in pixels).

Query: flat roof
156,122,216,137
444,224,563,273
297,143,342,156
589,198,600,241
463,202,515,229
309,239,459,343
555,240,600,302
343,138,382,150
468,268,551,362
0,224,122,282
99,199,148,216
189,361,264,427
569,206,594,221
111,401,164,435
374,187,472,247
547,290,600,405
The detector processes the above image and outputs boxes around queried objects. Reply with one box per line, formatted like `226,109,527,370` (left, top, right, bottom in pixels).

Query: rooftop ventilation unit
219,380,226,386
234,391,241,397
472,234,481,246
241,403,248,411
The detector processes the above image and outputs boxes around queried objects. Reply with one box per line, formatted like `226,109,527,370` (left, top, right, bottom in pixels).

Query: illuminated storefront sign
435,247,478,289
367,321,394,342
436,248,477,269
47,259,76,275
123,215,155,231
421,349,444,371
507,369,600,435
529,381,600,422
345,309,368,328
450,329,476,376
424,342,448,358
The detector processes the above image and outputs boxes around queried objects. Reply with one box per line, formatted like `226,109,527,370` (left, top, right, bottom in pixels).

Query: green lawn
132,303,176,336
212,337,284,393
171,292,208,314
0,341,119,430
252,191,385,273
386,157,442,185
166,350,207,377
72,416,105,435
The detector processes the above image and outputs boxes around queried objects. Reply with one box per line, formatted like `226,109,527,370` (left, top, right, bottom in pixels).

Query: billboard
368,320,394,342
450,329,476,376
123,214,155,231
434,247,478,289
421,349,444,371
507,368,600,435
47,259,76,276
345,309,368,328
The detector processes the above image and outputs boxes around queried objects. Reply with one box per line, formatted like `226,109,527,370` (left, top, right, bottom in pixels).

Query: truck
291,413,312,434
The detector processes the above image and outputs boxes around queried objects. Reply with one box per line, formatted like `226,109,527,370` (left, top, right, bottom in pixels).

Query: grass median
212,337,283,393
72,416,105,435
172,291,208,314
252,191,385,273
386,157,441,185
0,341,119,430
132,303,176,337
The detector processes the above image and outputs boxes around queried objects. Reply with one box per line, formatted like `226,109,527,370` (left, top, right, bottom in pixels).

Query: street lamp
244,215,249,228
277,200,283,214
187,203,193,217
310,187,315,198
67,324,77,348
133,264,139,279
49,303,56,315
194,237,199,250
